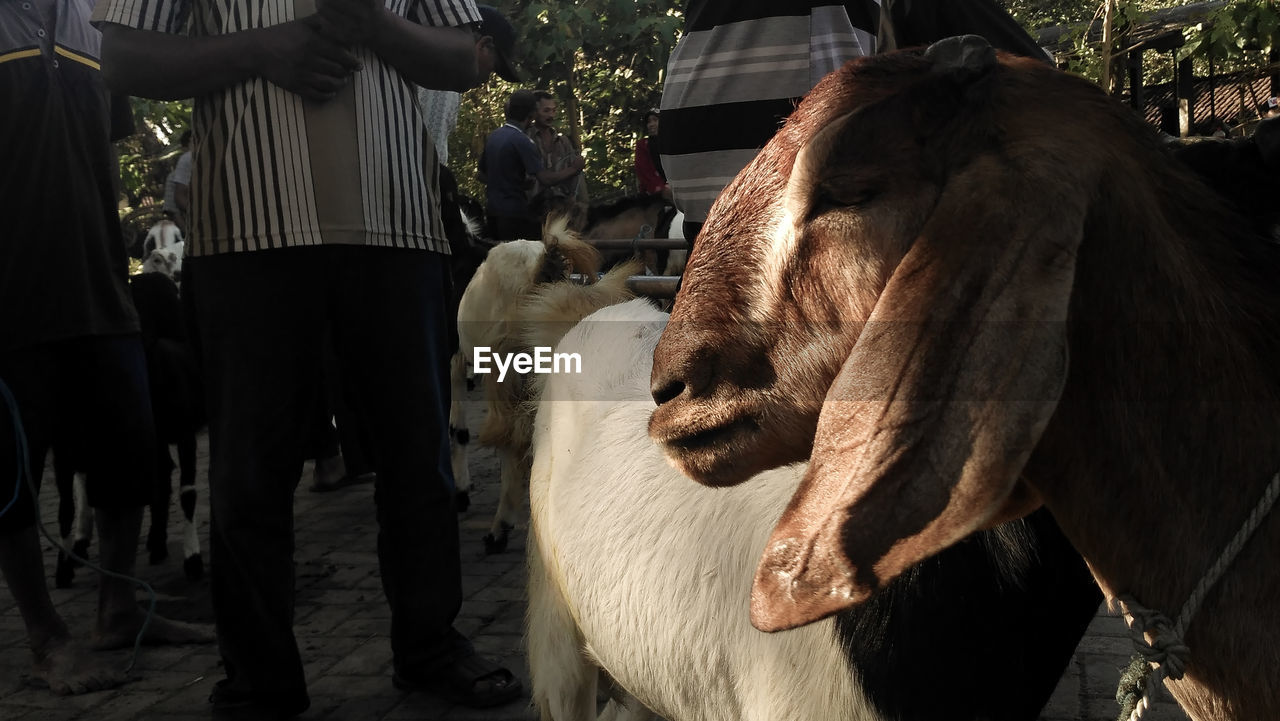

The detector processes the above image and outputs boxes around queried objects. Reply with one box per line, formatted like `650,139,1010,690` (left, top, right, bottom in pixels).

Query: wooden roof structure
1032,1,1277,136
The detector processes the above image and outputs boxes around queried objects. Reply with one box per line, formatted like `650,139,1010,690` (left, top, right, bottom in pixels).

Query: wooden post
1271,46,1279,98
1127,49,1145,114
1101,0,1116,95
1177,55,1195,137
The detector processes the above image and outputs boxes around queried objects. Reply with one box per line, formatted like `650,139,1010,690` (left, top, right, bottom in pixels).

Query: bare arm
314,0,478,91
368,11,478,91
535,156,585,187
100,21,362,102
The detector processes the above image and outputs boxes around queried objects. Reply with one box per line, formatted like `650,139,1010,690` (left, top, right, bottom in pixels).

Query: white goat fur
526,299,882,721
450,221,615,548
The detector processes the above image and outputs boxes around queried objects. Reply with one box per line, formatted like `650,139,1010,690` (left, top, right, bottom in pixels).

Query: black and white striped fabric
93,0,480,257
659,1,880,225
659,0,1049,227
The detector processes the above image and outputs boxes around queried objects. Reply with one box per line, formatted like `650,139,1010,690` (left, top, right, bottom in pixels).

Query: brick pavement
0,391,1190,721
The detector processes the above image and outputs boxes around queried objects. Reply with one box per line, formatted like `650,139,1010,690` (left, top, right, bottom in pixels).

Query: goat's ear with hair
748,153,1087,633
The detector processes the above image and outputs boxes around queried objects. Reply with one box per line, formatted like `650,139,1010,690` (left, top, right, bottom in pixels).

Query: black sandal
392,651,523,709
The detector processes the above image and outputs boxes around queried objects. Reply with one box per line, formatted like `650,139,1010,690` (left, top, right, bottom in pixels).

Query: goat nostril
651,377,686,406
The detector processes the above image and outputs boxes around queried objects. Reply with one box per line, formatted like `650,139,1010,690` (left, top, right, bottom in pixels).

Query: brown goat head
650,37,1260,632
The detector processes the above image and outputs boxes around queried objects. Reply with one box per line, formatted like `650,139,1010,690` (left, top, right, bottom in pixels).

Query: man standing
0,0,211,697
480,89,583,240
97,0,523,715
660,0,1047,244
527,89,588,216
161,130,192,228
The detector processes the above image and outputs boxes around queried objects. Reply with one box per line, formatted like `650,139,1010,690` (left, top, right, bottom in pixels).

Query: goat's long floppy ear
750,154,1086,632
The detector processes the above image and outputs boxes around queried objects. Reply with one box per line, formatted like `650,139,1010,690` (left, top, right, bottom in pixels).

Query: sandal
392,651,523,708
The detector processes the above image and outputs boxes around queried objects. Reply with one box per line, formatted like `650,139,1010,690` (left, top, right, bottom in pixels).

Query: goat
52,269,205,584
441,172,495,513
649,36,1280,721
51,447,94,589
130,270,204,580
528,298,1097,721
452,220,635,553
580,194,681,274
142,218,185,287
1167,116,1280,240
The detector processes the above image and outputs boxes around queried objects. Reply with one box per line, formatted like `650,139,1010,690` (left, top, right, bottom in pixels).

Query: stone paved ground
0,390,1190,721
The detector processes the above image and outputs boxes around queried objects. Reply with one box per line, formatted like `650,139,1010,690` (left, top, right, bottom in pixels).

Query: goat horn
924,35,996,77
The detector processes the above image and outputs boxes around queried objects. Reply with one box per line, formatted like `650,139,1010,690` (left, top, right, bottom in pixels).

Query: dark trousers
489,213,542,241
189,246,467,708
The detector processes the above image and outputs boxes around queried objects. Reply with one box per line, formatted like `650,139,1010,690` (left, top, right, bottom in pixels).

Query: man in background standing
480,89,583,240
527,89,588,219
162,129,192,229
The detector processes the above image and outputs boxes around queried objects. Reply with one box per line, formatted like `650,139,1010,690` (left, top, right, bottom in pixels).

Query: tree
115,98,191,254
450,0,683,203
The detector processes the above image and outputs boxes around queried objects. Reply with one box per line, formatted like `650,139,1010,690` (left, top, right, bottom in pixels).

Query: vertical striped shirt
93,0,481,256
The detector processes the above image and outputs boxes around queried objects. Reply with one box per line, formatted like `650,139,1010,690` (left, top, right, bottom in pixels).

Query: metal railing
572,236,688,299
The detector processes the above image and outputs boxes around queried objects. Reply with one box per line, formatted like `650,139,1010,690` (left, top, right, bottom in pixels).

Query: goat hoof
454,428,470,444
55,554,75,589
482,531,509,555
183,554,204,581
455,491,471,513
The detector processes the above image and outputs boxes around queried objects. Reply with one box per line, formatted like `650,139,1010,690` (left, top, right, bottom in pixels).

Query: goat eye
810,184,878,217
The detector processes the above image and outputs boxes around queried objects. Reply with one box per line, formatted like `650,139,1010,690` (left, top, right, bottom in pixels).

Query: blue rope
0,376,28,518
0,374,157,674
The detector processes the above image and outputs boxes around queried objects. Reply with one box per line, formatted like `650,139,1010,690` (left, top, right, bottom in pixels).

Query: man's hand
569,155,585,173
315,0,388,46
256,19,362,102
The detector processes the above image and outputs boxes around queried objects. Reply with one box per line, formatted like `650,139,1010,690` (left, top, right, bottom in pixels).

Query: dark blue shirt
480,123,543,217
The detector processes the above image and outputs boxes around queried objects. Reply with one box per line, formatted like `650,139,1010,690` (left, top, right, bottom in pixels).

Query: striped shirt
660,1,880,224
659,0,1048,225
93,0,481,256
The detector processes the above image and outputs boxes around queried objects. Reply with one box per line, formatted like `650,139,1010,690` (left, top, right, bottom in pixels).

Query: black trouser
190,246,469,710
489,213,542,241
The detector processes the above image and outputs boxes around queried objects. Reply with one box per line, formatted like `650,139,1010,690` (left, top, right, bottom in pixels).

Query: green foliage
1181,0,1278,61
450,0,683,202
114,97,191,242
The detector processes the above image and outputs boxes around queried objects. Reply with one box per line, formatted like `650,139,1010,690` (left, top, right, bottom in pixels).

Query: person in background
659,0,1048,246
527,89,588,219
162,129,192,228
96,0,524,715
480,89,583,240
634,108,670,200
420,4,522,166
0,0,212,697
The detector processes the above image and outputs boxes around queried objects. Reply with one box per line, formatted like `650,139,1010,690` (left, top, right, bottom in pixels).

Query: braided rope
1115,471,1280,721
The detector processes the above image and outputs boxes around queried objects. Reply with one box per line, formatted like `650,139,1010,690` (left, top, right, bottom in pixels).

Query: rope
1115,470,1280,721
632,224,655,275
0,376,158,676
